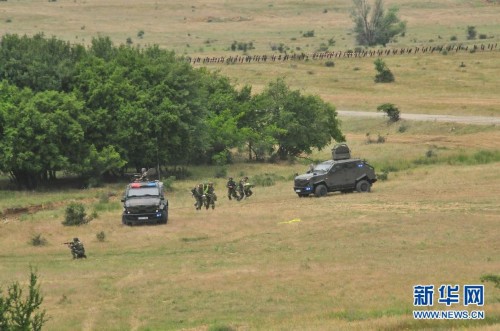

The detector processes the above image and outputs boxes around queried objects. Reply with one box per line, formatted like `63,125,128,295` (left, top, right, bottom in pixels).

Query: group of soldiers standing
191,176,253,211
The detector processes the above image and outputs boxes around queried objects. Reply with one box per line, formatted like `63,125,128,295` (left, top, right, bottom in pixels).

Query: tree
252,78,345,160
351,0,406,46
467,26,477,40
0,269,47,331
377,103,400,122
374,58,394,83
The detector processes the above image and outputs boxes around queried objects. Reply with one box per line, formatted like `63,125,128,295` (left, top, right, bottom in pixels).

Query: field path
337,110,500,125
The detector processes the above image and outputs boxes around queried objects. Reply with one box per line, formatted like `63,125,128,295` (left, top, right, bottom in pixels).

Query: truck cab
121,181,168,225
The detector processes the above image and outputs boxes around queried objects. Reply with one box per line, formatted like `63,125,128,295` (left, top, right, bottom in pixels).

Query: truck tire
315,184,328,197
356,179,371,193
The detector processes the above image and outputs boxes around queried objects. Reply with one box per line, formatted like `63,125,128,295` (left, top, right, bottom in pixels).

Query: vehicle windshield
313,161,333,172
127,187,160,197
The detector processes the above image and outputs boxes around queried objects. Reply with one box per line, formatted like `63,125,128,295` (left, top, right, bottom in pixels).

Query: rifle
62,242,72,246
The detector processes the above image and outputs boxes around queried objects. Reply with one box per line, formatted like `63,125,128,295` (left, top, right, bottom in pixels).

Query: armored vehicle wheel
315,184,328,197
356,179,371,193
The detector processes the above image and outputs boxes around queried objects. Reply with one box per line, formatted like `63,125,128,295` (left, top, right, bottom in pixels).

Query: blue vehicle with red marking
121,180,168,225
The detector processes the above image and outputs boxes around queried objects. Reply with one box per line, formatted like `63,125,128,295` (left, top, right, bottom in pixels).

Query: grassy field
1,0,500,330
1,119,499,330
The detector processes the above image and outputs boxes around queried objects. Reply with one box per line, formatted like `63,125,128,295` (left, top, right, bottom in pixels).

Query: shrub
467,26,476,40
96,231,106,242
450,35,457,41
377,170,389,181
325,61,335,67
30,234,47,246
214,167,227,178
163,176,176,190
302,30,315,37
481,274,500,289
398,124,408,133
137,30,144,38
377,103,400,122
374,58,394,83
253,173,286,187
479,34,487,40
0,269,47,330
62,202,90,226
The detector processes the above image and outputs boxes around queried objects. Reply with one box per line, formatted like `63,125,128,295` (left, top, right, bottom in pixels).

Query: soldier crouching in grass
64,237,87,259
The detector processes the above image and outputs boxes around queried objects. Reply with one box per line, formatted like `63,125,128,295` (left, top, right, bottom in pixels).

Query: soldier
236,177,245,201
65,237,87,259
138,167,148,181
226,177,239,200
204,182,217,210
242,176,253,198
191,183,204,210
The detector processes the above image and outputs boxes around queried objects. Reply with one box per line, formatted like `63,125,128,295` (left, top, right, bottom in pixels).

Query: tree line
0,34,344,189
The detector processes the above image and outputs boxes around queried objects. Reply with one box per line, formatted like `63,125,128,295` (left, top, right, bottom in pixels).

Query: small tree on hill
374,58,394,83
377,103,400,122
0,269,47,331
351,0,406,46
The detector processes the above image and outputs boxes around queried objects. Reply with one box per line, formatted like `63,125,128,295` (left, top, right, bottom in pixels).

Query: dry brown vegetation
1,0,500,330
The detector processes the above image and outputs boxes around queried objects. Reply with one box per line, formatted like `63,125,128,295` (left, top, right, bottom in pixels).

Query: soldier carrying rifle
63,237,87,259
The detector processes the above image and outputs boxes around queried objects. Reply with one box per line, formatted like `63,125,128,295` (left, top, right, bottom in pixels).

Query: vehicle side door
326,164,344,189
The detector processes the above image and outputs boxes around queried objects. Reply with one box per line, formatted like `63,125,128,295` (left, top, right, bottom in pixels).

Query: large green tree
252,79,344,160
351,0,406,46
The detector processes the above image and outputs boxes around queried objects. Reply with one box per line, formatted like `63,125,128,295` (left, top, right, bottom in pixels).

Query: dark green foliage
481,274,500,289
62,202,89,226
325,61,335,67
96,231,106,242
251,78,344,160
377,170,389,181
0,34,345,185
479,34,487,40
302,30,315,37
230,41,254,52
467,26,477,40
208,325,235,331
351,0,406,46
0,270,47,331
30,234,47,246
253,173,286,187
377,103,400,121
374,58,394,83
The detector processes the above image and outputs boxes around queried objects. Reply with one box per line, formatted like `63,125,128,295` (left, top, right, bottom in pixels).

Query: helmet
228,177,233,180
73,237,79,242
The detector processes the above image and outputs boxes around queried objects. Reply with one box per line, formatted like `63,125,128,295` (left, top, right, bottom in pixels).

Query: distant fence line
185,43,498,65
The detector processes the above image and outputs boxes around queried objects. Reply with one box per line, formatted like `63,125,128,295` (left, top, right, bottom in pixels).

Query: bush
253,173,286,187
0,269,47,330
302,30,315,37
163,176,176,190
377,170,389,181
481,274,500,289
96,231,106,242
30,234,47,247
325,61,335,67
377,103,400,122
374,58,394,83
62,202,90,226
467,26,477,40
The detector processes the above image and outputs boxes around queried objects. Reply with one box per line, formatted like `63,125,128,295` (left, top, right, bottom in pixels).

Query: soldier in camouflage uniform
191,183,204,210
204,182,217,210
67,238,87,259
226,177,239,200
